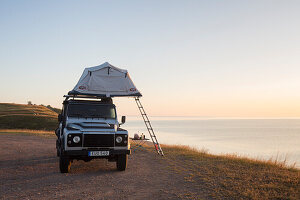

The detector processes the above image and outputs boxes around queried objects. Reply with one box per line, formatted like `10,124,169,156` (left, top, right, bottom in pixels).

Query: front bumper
62,149,130,157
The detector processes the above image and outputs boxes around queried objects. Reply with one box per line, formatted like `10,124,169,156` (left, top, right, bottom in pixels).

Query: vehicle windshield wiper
69,113,83,117
88,114,106,118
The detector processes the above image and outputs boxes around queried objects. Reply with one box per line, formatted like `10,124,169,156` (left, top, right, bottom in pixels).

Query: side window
62,104,67,118
61,104,67,128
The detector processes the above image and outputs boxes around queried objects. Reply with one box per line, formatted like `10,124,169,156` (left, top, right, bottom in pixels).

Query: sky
0,0,300,117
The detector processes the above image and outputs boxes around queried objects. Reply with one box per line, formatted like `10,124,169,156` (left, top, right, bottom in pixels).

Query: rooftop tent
68,62,142,97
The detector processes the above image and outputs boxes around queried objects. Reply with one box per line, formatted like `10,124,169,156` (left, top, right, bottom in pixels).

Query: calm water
122,117,300,167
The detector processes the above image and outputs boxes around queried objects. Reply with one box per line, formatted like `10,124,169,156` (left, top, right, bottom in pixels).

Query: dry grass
0,103,57,117
158,144,300,199
2,125,299,199
0,103,58,131
162,144,297,169
0,129,55,137
0,132,298,199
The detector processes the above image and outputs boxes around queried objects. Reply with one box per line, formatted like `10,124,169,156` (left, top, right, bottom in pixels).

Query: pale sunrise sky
0,0,300,117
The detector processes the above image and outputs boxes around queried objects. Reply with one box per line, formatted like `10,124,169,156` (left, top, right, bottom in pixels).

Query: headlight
73,136,81,143
116,136,123,143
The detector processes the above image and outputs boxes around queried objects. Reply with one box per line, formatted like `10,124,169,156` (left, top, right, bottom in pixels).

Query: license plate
88,151,110,156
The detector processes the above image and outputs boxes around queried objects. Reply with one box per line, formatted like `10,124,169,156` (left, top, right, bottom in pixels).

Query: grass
0,129,55,137
1,130,299,199
159,144,300,199
1,102,299,199
0,103,58,131
0,103,57,117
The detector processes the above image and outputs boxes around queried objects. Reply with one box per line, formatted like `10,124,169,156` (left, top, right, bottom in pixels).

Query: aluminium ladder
134,97,164,156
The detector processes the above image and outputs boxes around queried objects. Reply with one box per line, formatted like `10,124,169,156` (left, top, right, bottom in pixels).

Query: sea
122,117,300,168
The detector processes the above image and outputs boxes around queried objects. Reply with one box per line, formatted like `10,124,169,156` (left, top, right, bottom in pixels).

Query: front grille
83,134,114,147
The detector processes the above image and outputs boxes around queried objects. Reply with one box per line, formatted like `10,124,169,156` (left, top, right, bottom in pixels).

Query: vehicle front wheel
59,156,71,173
116,154,127,171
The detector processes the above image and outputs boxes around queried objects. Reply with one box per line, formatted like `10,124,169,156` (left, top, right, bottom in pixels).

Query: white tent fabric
68,62,142,97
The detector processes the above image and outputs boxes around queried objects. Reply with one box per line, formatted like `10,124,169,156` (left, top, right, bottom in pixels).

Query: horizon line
124,115,300,119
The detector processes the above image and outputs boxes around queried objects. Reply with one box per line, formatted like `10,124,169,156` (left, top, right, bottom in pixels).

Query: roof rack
64,94,109,101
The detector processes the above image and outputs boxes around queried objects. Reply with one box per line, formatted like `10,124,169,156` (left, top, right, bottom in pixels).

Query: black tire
59,155,71,173
116,154,127,171
56,140,59,157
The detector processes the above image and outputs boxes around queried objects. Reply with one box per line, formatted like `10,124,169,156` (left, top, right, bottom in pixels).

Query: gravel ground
0,134,200,200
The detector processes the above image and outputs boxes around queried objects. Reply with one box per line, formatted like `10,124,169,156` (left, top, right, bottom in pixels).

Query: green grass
160,144,300,199
0,103,58,131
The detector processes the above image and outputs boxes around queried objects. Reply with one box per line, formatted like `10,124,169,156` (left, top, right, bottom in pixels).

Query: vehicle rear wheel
116,154,127,171
59,155,71,173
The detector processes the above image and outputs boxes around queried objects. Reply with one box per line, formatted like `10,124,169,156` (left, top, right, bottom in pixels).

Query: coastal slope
0,103,58,130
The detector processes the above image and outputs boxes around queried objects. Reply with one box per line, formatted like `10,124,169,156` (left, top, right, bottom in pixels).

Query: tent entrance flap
68,62,142,97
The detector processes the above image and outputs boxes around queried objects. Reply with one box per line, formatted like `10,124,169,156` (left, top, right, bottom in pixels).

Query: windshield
67,104,116,119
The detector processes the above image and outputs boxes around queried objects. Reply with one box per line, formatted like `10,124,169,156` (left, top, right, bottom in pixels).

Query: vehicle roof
63,99,114,106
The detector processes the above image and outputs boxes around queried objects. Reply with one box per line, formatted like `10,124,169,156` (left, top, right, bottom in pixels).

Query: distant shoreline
0,129,298,170
127,115,300,120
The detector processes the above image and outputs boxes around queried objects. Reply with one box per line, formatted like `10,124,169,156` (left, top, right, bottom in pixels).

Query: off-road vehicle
56,96,130,173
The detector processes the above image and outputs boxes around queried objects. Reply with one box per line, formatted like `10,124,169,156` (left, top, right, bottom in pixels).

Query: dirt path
0,134,201,200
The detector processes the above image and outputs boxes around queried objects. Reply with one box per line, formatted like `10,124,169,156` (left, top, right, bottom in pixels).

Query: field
0,103,58,131
0,103,299,199
0,131,299,199
161,144,300,199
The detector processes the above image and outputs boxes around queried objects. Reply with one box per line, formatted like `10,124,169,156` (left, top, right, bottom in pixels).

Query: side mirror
58,114,62,122
121,116,126,125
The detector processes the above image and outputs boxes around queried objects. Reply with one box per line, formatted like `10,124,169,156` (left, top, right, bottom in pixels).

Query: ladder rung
135,97,164,156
